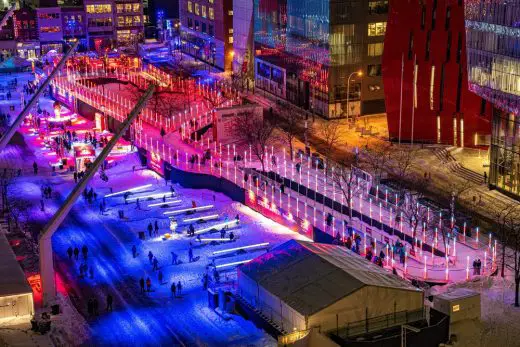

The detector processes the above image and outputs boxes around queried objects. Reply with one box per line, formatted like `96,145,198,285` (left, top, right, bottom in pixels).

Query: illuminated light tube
105,184,152,197
183,214,219,223
194,220,238,235
163,205,214,215
212,242,270,255
127,192,174,201
148,199,182,207
215,259,253,269
198,238,233,242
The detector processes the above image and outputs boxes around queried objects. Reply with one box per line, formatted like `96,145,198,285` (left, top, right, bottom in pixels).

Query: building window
432,0,437,29
208,8,214,20
430,66,435,110
228,10,233,16
367,42,384,56
187,17,192,28
86,4,112,14
201,5,206,18
368,1,388,15
209,24,213,36
445,6,451,30
456,69,462,112
209,0,213,3
446,32,452,61
425,31,431,60
41,26,61,33
368,22,386,36
201,22,206,33
187,1,192,13
194,4,200,16
195,20,199,30
439,64,445,111
367,64,382,76
421,6,426,30
229,36,233,43
408,31,414,60
456,33,462,63
228,28,233,34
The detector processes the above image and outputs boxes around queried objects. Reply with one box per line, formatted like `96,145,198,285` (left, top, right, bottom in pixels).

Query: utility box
433,289,480,323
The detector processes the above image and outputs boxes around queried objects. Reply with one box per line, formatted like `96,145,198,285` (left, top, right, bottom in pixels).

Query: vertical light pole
346,70,363,122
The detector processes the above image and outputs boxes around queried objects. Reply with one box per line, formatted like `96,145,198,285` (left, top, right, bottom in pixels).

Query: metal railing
332,308,425,339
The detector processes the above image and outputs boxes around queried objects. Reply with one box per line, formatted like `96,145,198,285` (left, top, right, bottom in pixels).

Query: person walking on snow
33,161,38,174
177,281,182,296
132,245,137,258
146,277,151,292
171,251,177,265
148,223,153,237
153,257,159,271
139,278,145,293
188,247,193,263
158,270,163,284
148,251,154,264
171,282,176,297
82,245,88,259
74,247,79,260
154,220,159,236
106,294,113,312
67,247,73,260
89,265,94,279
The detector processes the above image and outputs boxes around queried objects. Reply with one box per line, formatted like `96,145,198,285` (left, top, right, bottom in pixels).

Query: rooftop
239,240,420,316
0,234,32,297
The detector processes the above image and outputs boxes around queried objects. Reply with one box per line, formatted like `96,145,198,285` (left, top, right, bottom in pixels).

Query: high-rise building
465,0,520,198
37,5,64,55
114,0,144,47
179,0,234,71
253,0,387,119
382,0,491,147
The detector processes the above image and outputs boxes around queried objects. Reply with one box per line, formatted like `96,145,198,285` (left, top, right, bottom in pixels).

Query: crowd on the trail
65,244,115,317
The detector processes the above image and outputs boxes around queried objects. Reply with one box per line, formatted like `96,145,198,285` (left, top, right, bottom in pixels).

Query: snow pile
48,294,91,347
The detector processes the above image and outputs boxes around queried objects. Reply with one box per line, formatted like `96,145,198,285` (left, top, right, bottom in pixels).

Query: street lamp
346,70,363,121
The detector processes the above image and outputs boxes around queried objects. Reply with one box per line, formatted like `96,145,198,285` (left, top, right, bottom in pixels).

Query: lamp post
346,70,363,121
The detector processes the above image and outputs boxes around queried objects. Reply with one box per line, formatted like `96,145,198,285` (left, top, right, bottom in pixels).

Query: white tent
237,240,423,333
0,234,34,320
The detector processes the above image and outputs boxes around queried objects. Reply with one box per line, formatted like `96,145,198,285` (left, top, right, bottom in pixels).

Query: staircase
434,147,484,185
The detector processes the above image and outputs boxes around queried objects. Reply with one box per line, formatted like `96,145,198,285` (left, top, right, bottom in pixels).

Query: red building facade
382,0,491,148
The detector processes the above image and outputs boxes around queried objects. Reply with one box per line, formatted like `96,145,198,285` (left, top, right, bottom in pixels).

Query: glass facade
253,0,386,118
465,0,520,198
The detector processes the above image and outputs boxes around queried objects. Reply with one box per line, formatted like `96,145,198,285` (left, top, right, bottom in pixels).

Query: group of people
147,221,160,237
66,245,94,279
87,294,113,316
82,187,98,205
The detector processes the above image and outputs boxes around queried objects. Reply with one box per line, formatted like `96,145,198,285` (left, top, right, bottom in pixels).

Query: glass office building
465,0,520,198
253,0,387,118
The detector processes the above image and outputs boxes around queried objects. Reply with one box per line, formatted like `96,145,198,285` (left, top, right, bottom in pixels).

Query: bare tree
232,113,277,172
492,202,520,278
504,208,520,307
319,120,343,164
360,140,392,184
332,153,361,222
278,105,302,161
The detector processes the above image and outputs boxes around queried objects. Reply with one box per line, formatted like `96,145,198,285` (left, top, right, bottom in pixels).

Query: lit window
133,4,140,12
228,10,233,16
195,4,200,16
368,22,386,36
229,36,233,43
202,5,207,18
228,28,233,34
208,8,214,20
367,42,384,56
209,0,213,3
452,305,460,312
187,1,193,13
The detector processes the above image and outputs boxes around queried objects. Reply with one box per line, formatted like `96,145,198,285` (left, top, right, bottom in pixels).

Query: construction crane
0,40,79,151
39,84,155,306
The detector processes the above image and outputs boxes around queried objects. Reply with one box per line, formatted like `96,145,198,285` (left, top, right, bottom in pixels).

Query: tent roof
239,240,420,316
0,234,32,297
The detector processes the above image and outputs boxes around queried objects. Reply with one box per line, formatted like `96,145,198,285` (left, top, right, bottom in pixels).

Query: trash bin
30,319,38,331
139,231,145,240
51,304,60,315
